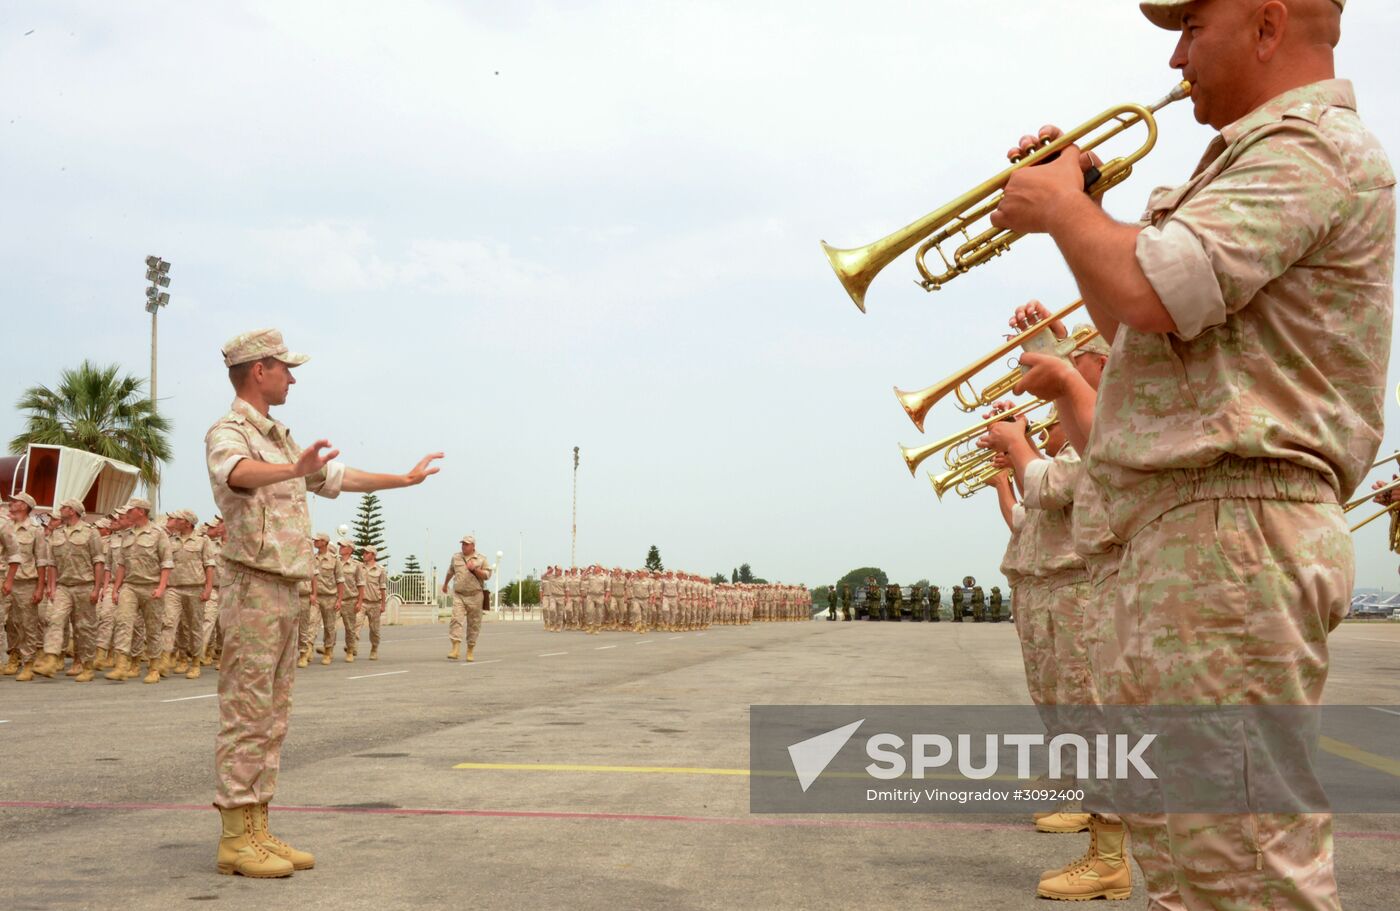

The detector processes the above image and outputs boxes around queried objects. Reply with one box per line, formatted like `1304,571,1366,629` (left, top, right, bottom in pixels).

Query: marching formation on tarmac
539,566,809,632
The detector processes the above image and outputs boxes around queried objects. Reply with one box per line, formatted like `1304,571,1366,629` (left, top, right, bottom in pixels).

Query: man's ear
1255,0,1289,62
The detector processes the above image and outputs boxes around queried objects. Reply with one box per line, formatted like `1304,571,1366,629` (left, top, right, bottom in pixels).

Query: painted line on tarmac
538,652,568,657
1320,736,1400,777
348,671,408,681
636,640,653,645
1368,707,1400,718
0,719,9,724
594,645,616,650
462,659,502,666
667,636,683,640
161,693,218,703
3,800,1396,840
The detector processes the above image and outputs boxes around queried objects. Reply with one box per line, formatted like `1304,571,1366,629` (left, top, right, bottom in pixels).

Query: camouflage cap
1141,0,1343,29
10,491,37,510
221,328,310,368
1070,325,1112,358
337,538,354,549
95,518,113,529
178,508,199,525
313,531,330,542
460,535,476,545
112,505,131,516
125,497,153,513
58,497,86,515
363,546,377,557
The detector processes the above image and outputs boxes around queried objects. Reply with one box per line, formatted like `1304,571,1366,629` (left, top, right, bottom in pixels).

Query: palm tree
9,361,174,486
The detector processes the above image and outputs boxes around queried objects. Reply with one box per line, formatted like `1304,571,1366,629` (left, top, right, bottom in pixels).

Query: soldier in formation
442,535,490,661
539,565,808,632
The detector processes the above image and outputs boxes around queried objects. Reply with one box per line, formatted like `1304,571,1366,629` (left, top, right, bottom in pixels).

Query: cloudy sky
4,1,1399,590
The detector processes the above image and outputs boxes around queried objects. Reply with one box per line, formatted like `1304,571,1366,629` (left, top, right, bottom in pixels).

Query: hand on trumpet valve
978,406,1028,454
1010,299,1067,339
1012,351,1077,400
1373,475,1399,506
991,126,1105,236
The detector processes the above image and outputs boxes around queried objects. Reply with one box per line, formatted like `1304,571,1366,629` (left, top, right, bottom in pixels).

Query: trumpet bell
821,241,877,314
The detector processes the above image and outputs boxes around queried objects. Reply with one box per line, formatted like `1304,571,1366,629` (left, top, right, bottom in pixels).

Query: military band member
885,582,902,622
443,535,490,660
970,585,985,623
989,586,1003,623
950,585,964,622
994,1,1387,902
928,584,941,622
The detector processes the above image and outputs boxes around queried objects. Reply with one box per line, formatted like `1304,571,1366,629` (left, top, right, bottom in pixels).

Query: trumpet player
992,2,1390,908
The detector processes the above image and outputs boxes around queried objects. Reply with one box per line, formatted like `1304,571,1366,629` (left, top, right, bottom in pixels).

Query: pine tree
351,493,389,565
403,554,423,575
644,545,664,572
731,567,738,583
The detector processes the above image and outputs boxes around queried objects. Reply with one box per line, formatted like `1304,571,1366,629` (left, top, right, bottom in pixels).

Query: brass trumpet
1344,476,1400,532
894,299,1095,430
900,398,1050,477
956,465,1011,499
821,82,1191,312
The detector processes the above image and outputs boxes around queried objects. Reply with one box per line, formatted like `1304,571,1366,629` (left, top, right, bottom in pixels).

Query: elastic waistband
226,561,300,588
1033,566,1091,591
1114,457,1336,540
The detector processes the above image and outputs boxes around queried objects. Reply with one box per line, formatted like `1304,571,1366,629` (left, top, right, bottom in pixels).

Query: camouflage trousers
314,592,337,653
298,591,316,654
95,588,117,653
339,602,359,656
451,591,483,647
164,586,205,657
4,581,43,660
1105,498,1350,911
214,565,301,808
1011,583,1052,706
363,604,382,648
583,593,602,631
199,591,220,656
45,584,98,663
115,584,167,659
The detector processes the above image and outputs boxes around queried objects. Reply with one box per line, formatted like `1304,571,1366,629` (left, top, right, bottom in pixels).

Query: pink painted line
1,800,1396,840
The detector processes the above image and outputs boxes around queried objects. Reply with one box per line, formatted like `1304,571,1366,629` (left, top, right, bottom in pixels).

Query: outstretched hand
404,453,444,487
295,440,340,480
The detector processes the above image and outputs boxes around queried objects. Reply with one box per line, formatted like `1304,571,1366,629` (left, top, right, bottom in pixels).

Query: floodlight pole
571,446,579,569
143,255,172,510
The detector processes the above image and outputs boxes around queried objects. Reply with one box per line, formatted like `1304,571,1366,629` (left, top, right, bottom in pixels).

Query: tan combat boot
173,653,191,675
93,647,110,669
216,805,295,878
320,647,331,666
296,649,309,669
2,650,20,675
15,659,36,682
66,658,85,677
1036,811,1092,834
158,652,175,677
465,644,475,662
250,804,315,871
34,653,62,678
368,646,378,661
143,661,162,684
104,653,130,681
447,641,460,661
1037,817,1132,901
186,661,202,679
344,647,355,664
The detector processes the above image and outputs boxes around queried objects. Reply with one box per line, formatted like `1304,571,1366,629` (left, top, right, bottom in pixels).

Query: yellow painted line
451,762,1020,781
1320,736,1400,778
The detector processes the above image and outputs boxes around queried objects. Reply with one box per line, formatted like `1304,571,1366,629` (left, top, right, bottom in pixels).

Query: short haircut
228,356,281,390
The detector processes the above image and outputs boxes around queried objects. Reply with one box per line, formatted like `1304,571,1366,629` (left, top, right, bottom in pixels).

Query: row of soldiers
1,494,225,683
824,580,1006,622
539,566,811,632
0,490,400,684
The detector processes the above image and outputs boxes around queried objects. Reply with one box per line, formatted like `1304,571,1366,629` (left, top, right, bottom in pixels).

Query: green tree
710,572,727,584
501,576,541,606
644,545,664,572
838,566,888,591
737,563,754,584
351,493,389,565
402,554,423,575
9,360,173,487
731,567,738,583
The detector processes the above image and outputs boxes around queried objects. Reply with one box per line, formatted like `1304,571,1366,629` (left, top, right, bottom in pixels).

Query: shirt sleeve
1011,503,1026,532
1023,452,1082,511
88,532,105,566
201,537,218,568
1136,123,1350,341
306,461,346,500
35,535,53,568
207,423,257,499
157,531,174,571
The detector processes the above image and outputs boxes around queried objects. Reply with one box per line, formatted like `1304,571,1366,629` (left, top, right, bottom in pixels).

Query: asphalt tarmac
1,618,1397,910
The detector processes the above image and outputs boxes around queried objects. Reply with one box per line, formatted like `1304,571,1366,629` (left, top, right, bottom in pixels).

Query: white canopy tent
4,444,141,516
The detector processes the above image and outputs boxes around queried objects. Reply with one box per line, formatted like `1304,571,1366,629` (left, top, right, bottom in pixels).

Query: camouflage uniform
950,586,964,622
44,517,105,669
885,582,902,622
969,586,985,623
928,585,941,622
1087,78,1394,909
448,548,490,649
114,519,174,670
166,522,217,663
335,549,364,658
360,556,388,654
312,540,339,660
4,517,52,667
206,394,346,808
840,583,852,621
